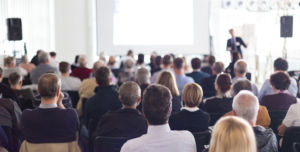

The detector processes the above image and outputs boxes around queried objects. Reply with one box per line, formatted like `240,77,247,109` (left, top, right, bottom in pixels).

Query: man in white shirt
121,84,197,152
59,61,81,91
278,102,300,136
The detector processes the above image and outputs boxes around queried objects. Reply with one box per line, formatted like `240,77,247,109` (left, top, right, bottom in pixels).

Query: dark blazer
200,75,217,98
260,93,297,111
92,108,147,140
227,37,247,56
172,95,182,115
169,109,210,132
203,96,233,114
0,83,21,107
186,71,210,85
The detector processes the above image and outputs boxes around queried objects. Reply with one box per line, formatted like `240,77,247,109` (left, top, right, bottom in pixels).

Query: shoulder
170,130,195,141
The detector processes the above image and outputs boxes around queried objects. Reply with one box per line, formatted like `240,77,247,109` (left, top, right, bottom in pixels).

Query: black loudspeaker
280,16,293,38
7,18,22,41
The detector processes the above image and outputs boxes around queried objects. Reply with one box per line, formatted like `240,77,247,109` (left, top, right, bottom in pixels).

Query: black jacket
203,96,233,114
200,75,217,98
253,126,278,152
171,95,182,115
226,37,247,56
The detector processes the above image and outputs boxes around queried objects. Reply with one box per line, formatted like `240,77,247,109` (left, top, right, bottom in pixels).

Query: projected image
113,0,194,45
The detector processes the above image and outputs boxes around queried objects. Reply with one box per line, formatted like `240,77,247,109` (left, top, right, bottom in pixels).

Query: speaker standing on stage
227,29,247,58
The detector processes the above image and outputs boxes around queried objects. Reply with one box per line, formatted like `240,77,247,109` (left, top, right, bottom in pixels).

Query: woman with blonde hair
209,116,257,152
156,71,181,115
169,83,210,132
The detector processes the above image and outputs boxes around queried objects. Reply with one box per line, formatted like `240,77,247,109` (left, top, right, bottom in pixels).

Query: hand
278,124,287,136
57,92,65,109
228,47,232,51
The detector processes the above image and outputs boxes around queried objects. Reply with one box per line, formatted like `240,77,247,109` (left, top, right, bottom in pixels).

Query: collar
274,90,288,94
148,124,170,134
39,103,57,109
181,107,199,112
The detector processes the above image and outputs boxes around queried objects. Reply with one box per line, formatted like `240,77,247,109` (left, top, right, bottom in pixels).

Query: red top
71,67,92,80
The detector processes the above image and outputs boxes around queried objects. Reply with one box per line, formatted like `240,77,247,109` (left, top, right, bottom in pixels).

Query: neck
193,69,201,72
162,65,171,70
174,69,184,75
249,121,256,127
10,85,21,90
123,105,137,110
41,97,57,105
8,65,15,68
61,73,69,78
235,73,245,78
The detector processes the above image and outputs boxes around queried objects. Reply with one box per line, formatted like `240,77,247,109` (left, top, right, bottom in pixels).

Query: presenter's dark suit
227,37,247,57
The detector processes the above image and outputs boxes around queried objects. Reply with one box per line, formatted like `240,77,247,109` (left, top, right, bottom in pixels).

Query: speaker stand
13,41,16,57
282,38,287,59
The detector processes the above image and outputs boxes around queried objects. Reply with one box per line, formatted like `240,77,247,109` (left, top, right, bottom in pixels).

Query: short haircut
59,61,70,74
143,84,172,125
213,62,224,74
49,52,56,57
38,73,61,99
4,56,15,67
191,57,201,69
137,54,144,64
162,55,173,66
233,90,259,123
78,55,87,67
136,67,150,85
108,56,116,66
232,79,252,95
182,83,203,107
21,55,29,63
270,71,290,90
38,51,49,63
93,60,105,75
95,66,111,87
234,59,247,74
215,73,232,93
124,58,135,69
119,81,141,106
156,71,180,96
208,55,216,66
274,58,288,71
155,56,162,66
8,72,21,86
173,57,184,69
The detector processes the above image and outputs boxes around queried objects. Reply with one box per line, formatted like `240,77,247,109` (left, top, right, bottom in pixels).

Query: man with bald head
233,90,277,152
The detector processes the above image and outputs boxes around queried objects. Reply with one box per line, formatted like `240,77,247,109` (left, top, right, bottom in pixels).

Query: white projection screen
96,0,209,55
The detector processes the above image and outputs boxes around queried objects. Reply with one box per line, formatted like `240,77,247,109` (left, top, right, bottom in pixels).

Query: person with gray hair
71,55,92,80
118,58,136,86
135,67,151,110
19,55,36,73
30,51,59,84
232,59,258,96
233,90,278,152
92,81,147,140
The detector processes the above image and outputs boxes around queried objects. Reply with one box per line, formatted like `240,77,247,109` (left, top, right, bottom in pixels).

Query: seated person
3,56,27,79
260,72,297,111
278,101,300,136
186,58,210,85
203,73,233,114
169,83,210,132
223,79,271,128
71,55,92,80
233,91,278,152
118,58,136,86
20,73,79,143
173,57,194,94
18,55,36,74
92,81,147,139
59,61,81,91
121,84,197,152
0,69,21,106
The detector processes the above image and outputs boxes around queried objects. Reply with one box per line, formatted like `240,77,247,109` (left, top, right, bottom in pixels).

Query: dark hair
208,55,216,66
155,56,162,67
8,72,21,86
59,61,70,73
274,58,288,71
74,55,80,64
213,62,225,74
162,55,173,66
143,84,172,125
191,57,201,69
173,57,184,69
232,79,252,95
49,52,56,57
38,73,61,99
95,66,111,87
270,72,290,90
215,73,232,93
137,54,144,64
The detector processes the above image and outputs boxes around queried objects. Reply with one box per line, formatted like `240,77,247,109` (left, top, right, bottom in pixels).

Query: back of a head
136,67,150,85
232,79,252,95
4,56,15,67
21,55,28,63
78,55,87,67
156,71,179,96
59,61,70,74
209,116,257,152
234,59,247,74
143,84,172,125
127,50,134,58
38,73,61,99
274,58,288,71
232,90,259,124
93,60,105,75
208,55,216,66
191,57,201,70
173,57,184,70
182,83,203,107
162,55,173,66
270,71,290,91
215,73,232,93
95,66,111,87
212,62,224,74
49,51,56,57
38,51,49,64
137,54,144,64
8,72,21,86
124,58,135,69
119,81,141,106
108,56,116,66
155,56,162,66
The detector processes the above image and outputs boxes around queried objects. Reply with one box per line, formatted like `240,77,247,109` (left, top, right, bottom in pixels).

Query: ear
136,96,141,105
19,80,22,86
233,110,236,116
56,88,61,97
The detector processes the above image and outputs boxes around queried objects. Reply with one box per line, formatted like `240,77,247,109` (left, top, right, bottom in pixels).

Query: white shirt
121,124,197,152
61,76,82,91
283,102,300,127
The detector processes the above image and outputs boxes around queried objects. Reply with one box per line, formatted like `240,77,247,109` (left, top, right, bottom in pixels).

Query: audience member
135,67,150,111
71,55,92,80
208,116,257,152
156,71,182,115
59,61,81,91
118,58,136,86
121,84,197,152
186,57,210,85
151,54,173,83
49,51,59,67
169,83,210,132
173,57,194,93
232,59,258,96
107,56,117,70
8,72,22,90
258,58,297,100
3,56,27,78
30,50,42,66
278,101,300,136
233,90,278,152
203,73,233,114
84,66,122,135
201,62,224,98
20,73,79,143
119,50,135,71
0,68,21,105
148,52,159,74
136,54,145,67
260,72,297,111
151,55,162,75
92,82,147,139
30,51,59,84
201,55,215,75
18,55,36,73
223,79,271,128
71,55,80,71
225,52,241,78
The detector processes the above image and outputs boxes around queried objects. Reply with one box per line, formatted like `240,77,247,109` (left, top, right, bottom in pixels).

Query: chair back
66,91,80,108
15,88,35,110
281,127,300,152
293,142,300,152
268,110,288,135
209,113,224,126
93,136,132,152
19,140,81,152
192,130,211,152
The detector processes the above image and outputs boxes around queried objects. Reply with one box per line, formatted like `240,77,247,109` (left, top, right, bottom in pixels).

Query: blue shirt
186,71,210,85
175,74,194,94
